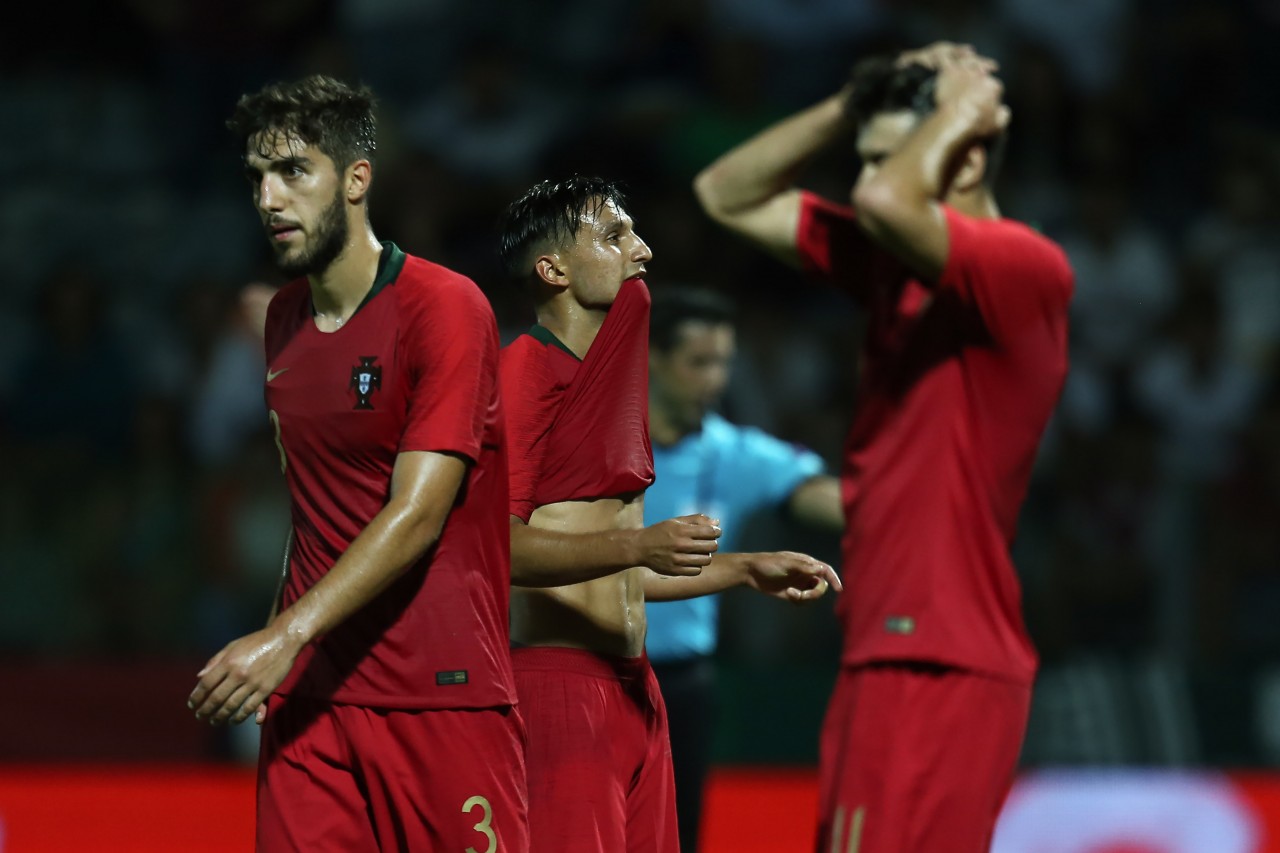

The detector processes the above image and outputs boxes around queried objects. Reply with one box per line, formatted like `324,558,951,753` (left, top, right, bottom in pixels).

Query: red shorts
256,694,529,852
816,663,1031,853
513,647,678,853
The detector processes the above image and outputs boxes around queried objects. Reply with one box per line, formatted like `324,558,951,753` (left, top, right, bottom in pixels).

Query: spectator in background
1133,264,1264,484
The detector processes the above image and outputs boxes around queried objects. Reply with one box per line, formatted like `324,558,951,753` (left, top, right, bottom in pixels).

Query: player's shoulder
267,277,309,313
948,210,1074,295
263,277,309,346
396,253,491,309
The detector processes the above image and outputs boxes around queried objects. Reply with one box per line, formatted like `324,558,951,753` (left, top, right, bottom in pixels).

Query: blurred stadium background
1,0,1278,850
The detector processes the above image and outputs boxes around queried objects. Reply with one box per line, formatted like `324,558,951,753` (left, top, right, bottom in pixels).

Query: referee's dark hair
649,288,736,353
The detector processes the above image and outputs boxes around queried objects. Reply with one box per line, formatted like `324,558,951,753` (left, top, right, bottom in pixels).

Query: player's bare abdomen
512,495,648,658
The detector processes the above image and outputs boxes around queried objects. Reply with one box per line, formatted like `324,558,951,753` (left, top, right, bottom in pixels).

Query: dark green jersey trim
527,324,581,361
364,241,406,305
315,241,406,322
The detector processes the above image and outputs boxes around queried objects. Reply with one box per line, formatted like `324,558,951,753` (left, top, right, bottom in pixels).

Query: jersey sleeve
398,275,499,463
937,206,1075,346
736,427,826,507
499,340,557,522
795,191,877,301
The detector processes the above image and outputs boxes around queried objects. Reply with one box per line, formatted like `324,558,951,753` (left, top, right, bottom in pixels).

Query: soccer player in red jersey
497,176,841,853
186,76,528,852
695,43,1074,852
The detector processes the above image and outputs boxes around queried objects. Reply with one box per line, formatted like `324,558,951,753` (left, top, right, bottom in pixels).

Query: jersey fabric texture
257,695,530,852
644,413,824,662
815,663,1030,853
262,242,515,709
501,278,655,521
796,193,1073,685
512,648,678,853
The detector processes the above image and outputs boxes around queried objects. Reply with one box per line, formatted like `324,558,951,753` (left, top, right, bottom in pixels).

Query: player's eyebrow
243,154,312,176
595,215,632,235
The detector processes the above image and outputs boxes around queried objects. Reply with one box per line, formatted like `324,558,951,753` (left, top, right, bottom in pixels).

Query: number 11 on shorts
463,795,497,853
830,804,866,853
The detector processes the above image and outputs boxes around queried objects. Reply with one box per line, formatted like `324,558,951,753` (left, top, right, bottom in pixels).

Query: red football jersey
797,193,1073,684
501,278,655,521
262,243,515,709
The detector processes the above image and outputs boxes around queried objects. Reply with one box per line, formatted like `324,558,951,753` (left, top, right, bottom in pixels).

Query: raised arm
644,550,841,603
510,513,721,588
189,449,470,725
693,94,850,267
851,49,1008,280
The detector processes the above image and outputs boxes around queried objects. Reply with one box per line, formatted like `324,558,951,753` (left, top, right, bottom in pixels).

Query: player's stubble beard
274,186,349,278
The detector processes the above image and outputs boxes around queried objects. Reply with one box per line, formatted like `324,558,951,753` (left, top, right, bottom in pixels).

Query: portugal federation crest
350,356,382,410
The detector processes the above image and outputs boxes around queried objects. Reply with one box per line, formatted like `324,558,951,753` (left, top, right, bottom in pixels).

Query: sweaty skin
513,494,650,657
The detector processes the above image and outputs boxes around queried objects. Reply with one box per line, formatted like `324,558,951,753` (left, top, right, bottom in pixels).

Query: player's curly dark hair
498,176,630,282
843,56,1006,187
227,75,377,170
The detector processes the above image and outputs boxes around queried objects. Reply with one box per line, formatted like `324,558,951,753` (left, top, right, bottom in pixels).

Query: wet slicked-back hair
228,75,377,170
650,288,736,353
843,56,1007,187
498,176,629,281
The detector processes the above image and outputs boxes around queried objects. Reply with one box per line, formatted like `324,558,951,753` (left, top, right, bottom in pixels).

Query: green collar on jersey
363,241,406,305
527,324,582,361
312,241,406,323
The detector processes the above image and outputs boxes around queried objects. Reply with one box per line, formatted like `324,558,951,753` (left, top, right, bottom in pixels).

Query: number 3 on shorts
462,795,497,853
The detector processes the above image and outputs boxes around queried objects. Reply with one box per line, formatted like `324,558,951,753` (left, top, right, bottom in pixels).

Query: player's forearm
852,103,977,234
789,476,845,532
271,498,448,646
510,522,640,588
644,553,750,602
694,94,847,218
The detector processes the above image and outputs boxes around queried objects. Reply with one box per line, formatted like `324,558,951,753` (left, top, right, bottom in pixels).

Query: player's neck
535,301,607,360
946,186,1001,220
308,225,384,320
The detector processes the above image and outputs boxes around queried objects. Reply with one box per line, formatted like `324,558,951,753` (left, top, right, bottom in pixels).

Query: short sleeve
735,427,826,507
398,275,499,463
795,191,876,299
498,339,557,522
938,207,1075,345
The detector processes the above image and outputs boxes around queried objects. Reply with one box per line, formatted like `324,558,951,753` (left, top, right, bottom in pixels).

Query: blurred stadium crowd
0,0,1278,767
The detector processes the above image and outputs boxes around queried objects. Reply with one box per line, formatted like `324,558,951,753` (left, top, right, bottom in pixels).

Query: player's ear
346,159,373,204
534,253,569,290
952,144,986,193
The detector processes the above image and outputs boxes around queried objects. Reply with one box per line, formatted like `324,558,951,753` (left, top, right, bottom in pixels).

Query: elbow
851,178,899,227
692,168,729,222
399,507,448,565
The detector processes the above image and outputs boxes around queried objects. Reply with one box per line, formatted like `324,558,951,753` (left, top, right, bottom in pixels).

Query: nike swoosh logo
266,368,289,382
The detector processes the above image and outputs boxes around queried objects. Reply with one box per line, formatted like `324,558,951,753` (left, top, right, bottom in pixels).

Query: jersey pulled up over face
797,194,1073,684
263,243,515,709
501,278,655,521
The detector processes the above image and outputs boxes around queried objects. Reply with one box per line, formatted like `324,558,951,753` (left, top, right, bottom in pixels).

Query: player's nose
632,234,653,264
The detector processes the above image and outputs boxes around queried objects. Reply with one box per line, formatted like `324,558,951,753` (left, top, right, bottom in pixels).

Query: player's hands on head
636,514,721,577
931,46,1010,137
896,41,997,75
187,625,304,726
743,551,842,603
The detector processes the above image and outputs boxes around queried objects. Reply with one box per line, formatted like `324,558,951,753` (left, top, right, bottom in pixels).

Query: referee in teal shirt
646,290,843,852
